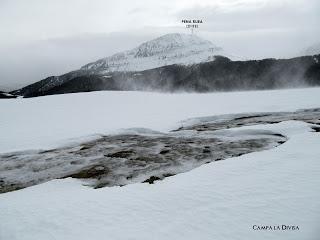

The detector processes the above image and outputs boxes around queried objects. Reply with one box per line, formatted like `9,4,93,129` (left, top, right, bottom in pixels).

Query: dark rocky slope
13,55,320,98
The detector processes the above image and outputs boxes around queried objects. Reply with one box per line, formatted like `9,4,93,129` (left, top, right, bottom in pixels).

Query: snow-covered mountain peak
81,33,233,73
133,33,214,57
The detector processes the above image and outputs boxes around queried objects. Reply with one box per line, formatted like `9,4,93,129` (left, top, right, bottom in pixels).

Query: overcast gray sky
0,0,319,91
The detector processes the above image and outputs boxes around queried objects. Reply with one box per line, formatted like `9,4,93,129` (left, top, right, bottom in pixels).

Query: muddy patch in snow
1,108,320,193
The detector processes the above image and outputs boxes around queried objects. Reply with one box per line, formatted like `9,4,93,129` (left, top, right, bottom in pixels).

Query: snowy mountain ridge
81,33,233,73
16,33,320,98
14,33,242,95
301,42,320,56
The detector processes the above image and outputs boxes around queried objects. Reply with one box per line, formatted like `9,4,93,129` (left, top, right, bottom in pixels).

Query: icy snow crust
0,114,289,192
2,108,320,192
81,33,232,73
0,120,320,240
1,87,320,154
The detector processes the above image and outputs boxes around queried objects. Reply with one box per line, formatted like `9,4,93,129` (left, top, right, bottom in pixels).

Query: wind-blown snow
0,87,320,153
301,42,320,56
0,121,319,240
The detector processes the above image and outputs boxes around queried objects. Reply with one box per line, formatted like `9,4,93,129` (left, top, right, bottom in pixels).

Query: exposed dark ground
0,91,18,99
1,108,320,193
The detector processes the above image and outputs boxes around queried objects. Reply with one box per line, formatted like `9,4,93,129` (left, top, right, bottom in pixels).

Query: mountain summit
15,33,320,98
81,33,227,73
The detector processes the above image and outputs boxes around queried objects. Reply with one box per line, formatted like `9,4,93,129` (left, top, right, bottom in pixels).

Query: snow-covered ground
0,88,320,240
0,87,320,153
0,120,319,240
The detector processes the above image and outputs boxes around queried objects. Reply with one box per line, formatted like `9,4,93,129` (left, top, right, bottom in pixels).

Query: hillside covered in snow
80,33,229,73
